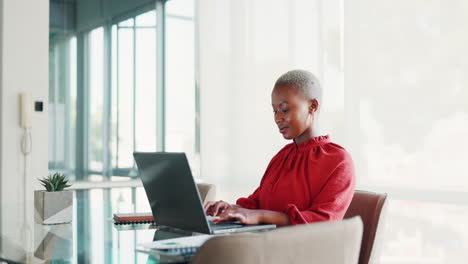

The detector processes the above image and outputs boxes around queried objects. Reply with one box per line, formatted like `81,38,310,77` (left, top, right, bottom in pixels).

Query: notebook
139,234,213,250
137,234,215,261
113,212,154,225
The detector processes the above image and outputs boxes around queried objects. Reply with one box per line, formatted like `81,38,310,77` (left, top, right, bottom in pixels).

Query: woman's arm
285,158,355,224
257,209,291,226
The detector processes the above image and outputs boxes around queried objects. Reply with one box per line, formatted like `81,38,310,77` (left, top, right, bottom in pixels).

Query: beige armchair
191,216,363,264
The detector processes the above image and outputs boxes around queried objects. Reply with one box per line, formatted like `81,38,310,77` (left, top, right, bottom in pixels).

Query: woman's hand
212,207,262,225
205,201,291,226
204,200,233,216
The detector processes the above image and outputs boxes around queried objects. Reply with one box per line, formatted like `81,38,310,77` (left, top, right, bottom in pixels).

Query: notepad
137,235,214,262
140,234,213,250
113,212,154,225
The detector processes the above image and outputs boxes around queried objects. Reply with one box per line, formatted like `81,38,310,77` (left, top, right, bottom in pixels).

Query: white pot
34,223,73,260
34,190,73,225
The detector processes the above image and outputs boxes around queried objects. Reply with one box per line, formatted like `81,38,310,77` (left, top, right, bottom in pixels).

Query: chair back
191,216,363,264
344,190,388,264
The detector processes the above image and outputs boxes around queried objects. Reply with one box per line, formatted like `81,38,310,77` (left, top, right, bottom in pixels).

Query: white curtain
198,0,468,262
198,0,344,200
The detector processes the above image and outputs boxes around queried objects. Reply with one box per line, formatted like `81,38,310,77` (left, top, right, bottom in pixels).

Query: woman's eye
273,109,288,114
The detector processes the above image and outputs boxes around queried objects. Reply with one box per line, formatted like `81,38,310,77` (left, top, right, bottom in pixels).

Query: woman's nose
274,112,283,123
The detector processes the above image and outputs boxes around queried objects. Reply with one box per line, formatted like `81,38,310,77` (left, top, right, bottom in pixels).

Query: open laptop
133,152,276,234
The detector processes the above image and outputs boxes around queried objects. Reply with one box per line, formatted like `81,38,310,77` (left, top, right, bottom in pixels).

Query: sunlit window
111,11,158,172
113,18,136,170
165,1,198,176
48,36,77,177
89,27,105,172
49,3,197,181
135,11,157,154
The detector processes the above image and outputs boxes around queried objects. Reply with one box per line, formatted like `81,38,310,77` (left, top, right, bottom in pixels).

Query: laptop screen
134,152,211,234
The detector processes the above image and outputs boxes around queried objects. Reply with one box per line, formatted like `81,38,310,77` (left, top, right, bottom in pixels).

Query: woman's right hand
204,200,232,216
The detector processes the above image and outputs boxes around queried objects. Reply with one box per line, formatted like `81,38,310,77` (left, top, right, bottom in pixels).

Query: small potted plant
34,173,73,225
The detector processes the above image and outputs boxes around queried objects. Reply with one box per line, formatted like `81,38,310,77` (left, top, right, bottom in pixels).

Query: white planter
34,223,73,260
34,190,73,225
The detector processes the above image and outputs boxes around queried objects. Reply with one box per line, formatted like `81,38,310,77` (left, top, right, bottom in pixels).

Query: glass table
0,187,200,264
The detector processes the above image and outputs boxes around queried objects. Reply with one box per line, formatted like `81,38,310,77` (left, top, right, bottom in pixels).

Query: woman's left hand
211,207,262,225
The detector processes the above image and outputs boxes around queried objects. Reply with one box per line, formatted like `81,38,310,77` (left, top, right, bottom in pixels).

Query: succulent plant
39,173,72,192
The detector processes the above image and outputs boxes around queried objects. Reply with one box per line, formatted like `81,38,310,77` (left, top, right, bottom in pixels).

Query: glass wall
111,14,157,176
49,0,197,182
49,37,77,174
165,0,198,175
88,27,105,174
49,1,197,260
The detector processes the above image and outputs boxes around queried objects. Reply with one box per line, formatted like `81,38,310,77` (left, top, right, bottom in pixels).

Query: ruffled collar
293,135,331,150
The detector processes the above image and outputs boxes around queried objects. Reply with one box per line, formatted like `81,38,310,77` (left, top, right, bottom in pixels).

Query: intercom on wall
19,92,33,155
20,92,33,129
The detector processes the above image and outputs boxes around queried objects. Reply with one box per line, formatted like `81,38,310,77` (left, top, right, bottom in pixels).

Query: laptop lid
134,152,212,234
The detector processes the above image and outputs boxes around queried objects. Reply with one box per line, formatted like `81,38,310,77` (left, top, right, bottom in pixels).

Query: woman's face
271,84,316,141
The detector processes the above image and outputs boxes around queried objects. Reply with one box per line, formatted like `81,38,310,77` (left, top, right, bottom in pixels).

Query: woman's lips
279,127,288,133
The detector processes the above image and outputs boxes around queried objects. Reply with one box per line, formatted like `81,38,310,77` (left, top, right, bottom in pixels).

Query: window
88,27,105,173
49,1,198,182
49,37,77,174
111,13,158,174
165,0,198,175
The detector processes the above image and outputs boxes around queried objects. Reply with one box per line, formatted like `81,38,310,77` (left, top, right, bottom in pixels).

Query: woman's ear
309,99,319,114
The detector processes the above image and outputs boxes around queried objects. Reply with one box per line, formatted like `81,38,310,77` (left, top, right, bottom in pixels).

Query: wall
0,0,49,247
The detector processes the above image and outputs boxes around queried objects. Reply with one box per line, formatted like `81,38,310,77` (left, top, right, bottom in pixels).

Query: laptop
133,152,276,234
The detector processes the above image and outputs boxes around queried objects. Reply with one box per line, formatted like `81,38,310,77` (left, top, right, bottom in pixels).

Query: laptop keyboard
208,220,244,230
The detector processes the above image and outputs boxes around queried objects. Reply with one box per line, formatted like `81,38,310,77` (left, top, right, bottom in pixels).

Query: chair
191,216,363,264
344,190,388,264
197,183,216,204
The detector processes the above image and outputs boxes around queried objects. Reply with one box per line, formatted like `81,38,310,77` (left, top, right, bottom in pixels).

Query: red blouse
236,135,355,225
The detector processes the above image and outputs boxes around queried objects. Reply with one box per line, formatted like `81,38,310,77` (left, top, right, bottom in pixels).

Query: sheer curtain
198,0,343,201
198,0,468,262
344,1,468,262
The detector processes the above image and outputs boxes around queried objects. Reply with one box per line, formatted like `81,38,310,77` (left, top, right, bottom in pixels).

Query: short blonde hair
274,69,322,103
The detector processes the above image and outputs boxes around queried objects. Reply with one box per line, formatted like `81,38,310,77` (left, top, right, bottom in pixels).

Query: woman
204,70,355,226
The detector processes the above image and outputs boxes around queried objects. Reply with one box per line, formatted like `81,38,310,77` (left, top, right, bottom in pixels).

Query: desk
0,187,199,264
